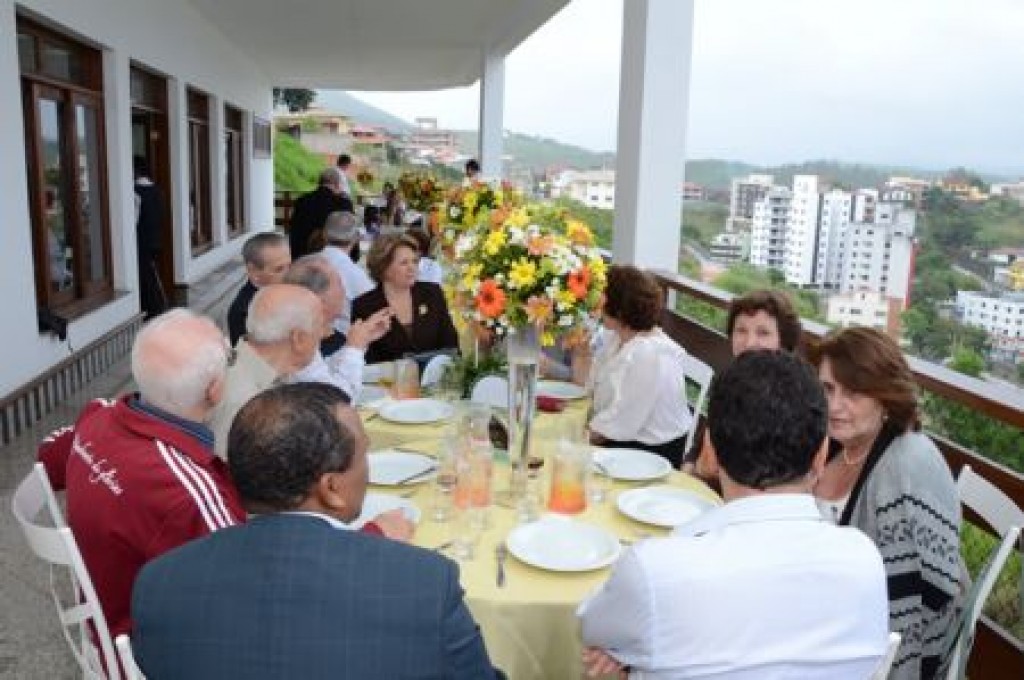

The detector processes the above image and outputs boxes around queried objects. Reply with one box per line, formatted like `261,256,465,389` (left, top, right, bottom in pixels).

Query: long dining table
360,393,720,680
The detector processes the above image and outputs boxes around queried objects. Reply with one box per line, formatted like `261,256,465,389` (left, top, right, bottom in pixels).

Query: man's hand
581,647,626,678
371,508,415,542
347,308,392,350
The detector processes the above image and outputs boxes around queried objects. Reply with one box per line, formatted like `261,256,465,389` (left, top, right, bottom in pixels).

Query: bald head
131,309,228,418
247,284,323,344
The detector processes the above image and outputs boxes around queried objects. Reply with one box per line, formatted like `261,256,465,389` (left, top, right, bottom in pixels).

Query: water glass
450,503,485,561
548,440,589,514
393,357,420,400
430,437,458,523
587,449,610,504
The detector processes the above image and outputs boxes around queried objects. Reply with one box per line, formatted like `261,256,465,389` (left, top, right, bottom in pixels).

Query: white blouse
588,329,693,445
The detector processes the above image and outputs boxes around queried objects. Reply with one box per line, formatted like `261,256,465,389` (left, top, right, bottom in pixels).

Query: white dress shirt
322,244,374,334
417,257,444,284
589,329,693,445
578,494,889,680
290,348,364,403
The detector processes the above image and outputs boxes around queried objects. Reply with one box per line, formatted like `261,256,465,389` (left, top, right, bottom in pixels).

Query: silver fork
495,542,508,588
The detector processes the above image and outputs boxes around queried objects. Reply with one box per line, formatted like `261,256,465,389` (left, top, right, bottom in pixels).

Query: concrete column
477,49,505,179
613,0,694,272
167,79,190,284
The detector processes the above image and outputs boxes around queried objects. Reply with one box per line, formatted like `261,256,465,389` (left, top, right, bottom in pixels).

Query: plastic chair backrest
421,354,453,388
680,353,714,454
944,465,1024,680
11,465,122,680
869,631,902,680
115,634,146,680
470,375,509,409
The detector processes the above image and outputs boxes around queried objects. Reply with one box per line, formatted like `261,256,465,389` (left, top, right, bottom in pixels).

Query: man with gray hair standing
321,210,374,336
37,309,245,638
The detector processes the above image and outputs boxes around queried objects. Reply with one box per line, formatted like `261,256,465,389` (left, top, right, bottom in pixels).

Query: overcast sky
329,0,1024,174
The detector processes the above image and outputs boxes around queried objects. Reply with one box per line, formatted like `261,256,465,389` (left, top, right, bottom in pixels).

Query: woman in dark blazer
352,233,459,365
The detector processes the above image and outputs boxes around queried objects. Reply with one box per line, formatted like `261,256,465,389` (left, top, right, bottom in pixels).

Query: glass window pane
18,33,36,73
38,97,75,294
76,103,106,284
41,42,82,84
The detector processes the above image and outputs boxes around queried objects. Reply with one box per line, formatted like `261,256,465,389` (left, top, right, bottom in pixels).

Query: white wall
0,0,275,395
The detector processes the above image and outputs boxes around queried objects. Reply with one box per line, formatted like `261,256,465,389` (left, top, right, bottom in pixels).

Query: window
223,104,245,238
19,18,112,315
187,88,212,254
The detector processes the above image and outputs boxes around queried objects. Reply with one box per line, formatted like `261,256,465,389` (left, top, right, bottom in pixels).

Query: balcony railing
652,269,1024,678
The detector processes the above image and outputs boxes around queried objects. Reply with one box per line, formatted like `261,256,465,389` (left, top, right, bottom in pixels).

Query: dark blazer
352,282,459,364
288,186,353,259
226,280,257,345
132,513,496,680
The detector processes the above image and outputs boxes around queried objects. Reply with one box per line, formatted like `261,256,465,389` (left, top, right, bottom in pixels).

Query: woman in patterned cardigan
810,327,964,680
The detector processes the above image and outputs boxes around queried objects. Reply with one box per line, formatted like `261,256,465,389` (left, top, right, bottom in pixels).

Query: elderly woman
351,233,459,365
587,265,693,467
810,327,963,680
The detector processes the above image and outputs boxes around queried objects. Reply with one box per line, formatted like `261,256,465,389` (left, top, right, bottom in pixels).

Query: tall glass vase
504,324,540,501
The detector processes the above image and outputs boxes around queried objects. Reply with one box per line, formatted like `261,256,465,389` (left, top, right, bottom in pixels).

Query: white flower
558,315,574,327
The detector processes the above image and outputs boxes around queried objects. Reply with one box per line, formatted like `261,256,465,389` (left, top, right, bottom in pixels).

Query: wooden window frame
19,17,113,319
223,104,246,239
187,87,213,255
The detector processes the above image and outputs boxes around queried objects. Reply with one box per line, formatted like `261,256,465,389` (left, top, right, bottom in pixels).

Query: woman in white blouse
588,265,693,467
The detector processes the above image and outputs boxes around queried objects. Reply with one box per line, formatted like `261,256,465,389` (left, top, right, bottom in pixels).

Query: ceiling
186,0,572,90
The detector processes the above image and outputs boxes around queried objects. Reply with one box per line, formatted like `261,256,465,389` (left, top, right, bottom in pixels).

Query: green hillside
453,130,615,170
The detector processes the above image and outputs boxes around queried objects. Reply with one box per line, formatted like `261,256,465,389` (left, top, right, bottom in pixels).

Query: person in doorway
134,156,168,320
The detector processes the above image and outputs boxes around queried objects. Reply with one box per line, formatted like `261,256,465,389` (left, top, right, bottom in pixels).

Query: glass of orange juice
393,358,420,400
548,440,588,514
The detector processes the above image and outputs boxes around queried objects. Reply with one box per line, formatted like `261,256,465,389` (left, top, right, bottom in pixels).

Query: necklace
841,448,870,466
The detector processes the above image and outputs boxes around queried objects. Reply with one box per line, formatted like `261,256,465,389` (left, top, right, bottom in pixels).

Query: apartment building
749,185,792,270
957,291,1024,360
782,175,821,287
726,173,773,232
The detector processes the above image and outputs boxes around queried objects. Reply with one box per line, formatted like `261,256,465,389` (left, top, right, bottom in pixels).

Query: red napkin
536,395,566,412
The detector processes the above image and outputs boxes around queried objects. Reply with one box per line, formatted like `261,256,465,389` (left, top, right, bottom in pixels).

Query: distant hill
315,91,414,133
452,130,615,171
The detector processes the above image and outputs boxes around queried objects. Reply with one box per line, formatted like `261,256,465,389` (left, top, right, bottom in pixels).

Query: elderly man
288,167,352,259
578,351,889,679
226,231,291,345
37,309,245,637
321,211,374,335
285,254,390,401
132,383,499,679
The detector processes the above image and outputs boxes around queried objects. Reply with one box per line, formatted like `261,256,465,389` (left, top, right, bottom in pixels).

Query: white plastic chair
470,374,508,409
944,465,1024,680
680,353,714,454
420,354,453,388
115,634,146,680
12,465,123,679
869,631,902,680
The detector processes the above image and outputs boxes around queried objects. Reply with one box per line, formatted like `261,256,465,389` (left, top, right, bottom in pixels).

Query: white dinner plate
506,516,621,572
356,385,389,408
369,450,437,486
617,486,716,528
378,398,454,424
593,448,673,482
536,380,588,400
350,493,421,530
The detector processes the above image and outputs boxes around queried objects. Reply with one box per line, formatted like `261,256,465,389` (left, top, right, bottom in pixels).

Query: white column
168,79,190,284
613,0,694,272
477,49,505,179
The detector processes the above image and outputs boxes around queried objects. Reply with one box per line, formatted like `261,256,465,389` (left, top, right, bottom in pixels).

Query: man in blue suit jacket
131,382,498,679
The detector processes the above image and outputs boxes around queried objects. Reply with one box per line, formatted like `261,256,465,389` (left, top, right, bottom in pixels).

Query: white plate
356,385,389,407
378,398,454,424
536,380,587,400
617,486,716,528
369,450,437,486
506,516,620,572
593,448,673,482
350,492,421,529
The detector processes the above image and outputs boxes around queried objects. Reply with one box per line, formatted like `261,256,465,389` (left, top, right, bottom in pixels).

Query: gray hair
247,286,320,343
131,309,228,415
241,231,287,267
283,254,333,296
324,211,359,244
318,167,342,187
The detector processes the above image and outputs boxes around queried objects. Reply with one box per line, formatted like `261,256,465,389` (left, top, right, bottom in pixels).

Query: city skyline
322,0,1024,175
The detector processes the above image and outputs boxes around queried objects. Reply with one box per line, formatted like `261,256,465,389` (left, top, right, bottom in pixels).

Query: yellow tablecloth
361,400,719,680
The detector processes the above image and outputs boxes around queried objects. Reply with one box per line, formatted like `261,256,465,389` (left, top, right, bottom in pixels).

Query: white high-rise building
727,174,774,232
839,202,916,301
956,291,1024,360
816,189,853,289
783,175,821,287
749,186,791,270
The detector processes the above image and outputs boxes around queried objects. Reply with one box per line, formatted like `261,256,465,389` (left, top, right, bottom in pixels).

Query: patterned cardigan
844,431,964,680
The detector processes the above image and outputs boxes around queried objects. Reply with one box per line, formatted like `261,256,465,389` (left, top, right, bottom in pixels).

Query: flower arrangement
397,171,447,212
442,180,525,245
451,203,606,346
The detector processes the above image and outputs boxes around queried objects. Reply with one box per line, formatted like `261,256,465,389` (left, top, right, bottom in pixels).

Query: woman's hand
581,647,627,678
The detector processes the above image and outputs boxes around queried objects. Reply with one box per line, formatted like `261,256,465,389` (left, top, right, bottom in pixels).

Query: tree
273,88,316,113
949,347,985,377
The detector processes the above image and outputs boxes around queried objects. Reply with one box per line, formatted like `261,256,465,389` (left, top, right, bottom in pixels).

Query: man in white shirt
578,351,889,680
284,255,391,403
321,211,374,335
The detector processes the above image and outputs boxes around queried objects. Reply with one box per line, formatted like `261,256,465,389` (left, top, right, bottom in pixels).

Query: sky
326,0,1024,174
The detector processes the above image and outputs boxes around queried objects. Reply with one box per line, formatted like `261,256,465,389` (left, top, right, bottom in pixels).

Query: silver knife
393,465,438,486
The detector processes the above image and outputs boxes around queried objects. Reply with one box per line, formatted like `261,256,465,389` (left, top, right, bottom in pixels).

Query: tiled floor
0,263,243,679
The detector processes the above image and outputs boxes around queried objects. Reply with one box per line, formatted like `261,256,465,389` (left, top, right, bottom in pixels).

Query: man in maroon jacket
38,309,245,637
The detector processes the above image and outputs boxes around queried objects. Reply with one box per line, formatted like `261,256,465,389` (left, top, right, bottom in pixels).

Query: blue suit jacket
132,513,496,679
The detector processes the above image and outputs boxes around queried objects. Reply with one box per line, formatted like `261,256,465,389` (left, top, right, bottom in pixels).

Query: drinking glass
548,440,589,514
431,436,458,523
587,449,610,504
393,357,420,400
